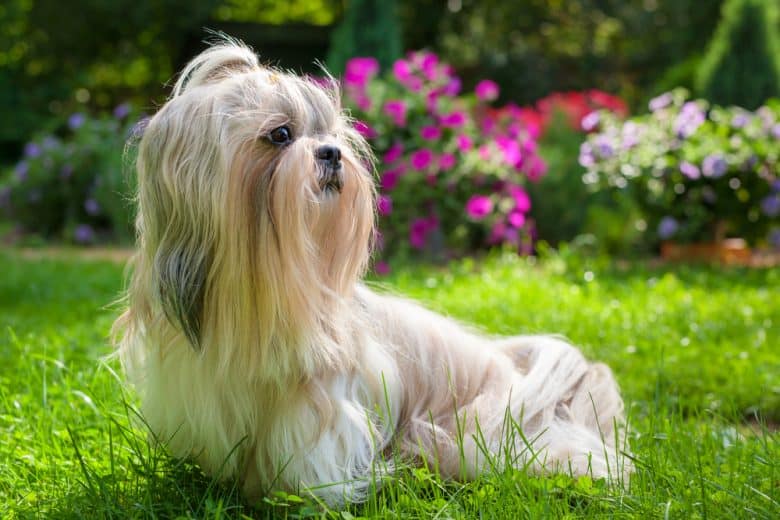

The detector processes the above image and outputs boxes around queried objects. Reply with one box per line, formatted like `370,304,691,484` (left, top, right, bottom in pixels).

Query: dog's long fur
114,39,630,506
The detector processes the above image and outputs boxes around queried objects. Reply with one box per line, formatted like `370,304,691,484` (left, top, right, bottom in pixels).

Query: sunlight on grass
1,250,778,518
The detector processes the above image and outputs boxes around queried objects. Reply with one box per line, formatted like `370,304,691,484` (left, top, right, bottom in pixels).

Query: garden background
1,0,779,518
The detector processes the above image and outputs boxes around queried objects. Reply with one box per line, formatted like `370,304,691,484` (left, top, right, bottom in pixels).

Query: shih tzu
114,38,630,507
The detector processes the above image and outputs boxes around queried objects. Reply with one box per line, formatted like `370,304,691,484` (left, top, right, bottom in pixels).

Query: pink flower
420,52,439,81
383,100,407,127
393,59,416,88
479,145,491,161
410,148,434,170
465,195,493,220
383,142,404,164
344,57,379,88
426,91,440,113
457,134,473,152
475,79,499,101
355,94,372,111
496,136,521,167
444,77,462,96
440,111,467,128
353,120,377,138
409,218,429,249
377,194,393,216
508,209,526,228
439,152,456,170
420,126,442,140
380,167,402,191
374,261,391,276
509,185,531,212
526,156,547,181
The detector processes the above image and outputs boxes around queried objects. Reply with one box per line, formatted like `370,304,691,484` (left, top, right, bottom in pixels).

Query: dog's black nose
316,145,341,168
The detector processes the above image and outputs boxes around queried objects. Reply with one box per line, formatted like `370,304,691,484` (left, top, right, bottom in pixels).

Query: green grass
1,249,778,519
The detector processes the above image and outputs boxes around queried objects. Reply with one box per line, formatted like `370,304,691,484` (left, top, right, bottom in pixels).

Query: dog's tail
499,336,631,481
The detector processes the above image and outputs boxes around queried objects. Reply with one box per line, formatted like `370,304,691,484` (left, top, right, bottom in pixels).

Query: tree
696,0,780,109
326,0,402,74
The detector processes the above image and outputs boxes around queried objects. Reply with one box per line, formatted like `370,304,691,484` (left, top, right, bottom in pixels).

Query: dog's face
133,43,376,351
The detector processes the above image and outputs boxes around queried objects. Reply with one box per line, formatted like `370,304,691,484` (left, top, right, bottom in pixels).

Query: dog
114,38,630,507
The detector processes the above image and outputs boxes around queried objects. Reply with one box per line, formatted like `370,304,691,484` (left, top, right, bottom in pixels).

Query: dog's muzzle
316,145,343,193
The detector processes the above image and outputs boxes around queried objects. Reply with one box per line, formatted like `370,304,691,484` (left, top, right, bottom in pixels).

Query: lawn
1,249,778,519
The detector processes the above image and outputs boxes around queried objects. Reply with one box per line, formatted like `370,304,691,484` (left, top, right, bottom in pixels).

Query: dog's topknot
172,37,259,97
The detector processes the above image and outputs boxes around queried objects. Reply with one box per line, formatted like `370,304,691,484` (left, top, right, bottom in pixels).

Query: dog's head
132,40,375,354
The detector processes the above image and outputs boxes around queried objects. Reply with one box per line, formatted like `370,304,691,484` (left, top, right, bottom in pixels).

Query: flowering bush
579,89,780,246
0,104,140,244
342,52,546,268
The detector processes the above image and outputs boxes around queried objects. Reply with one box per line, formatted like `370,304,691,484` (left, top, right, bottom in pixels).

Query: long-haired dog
114,39,630,506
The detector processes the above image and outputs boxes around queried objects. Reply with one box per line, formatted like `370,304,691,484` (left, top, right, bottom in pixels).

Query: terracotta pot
660,239,752,265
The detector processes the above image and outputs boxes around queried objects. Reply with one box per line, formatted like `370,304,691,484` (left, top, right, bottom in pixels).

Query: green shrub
580,89,780,247
696,0,780,109
327,0,403,74
0,106,140,244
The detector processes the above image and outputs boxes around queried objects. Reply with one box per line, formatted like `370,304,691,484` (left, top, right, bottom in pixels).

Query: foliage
342,52,545,268
696,0,780,110
327,0,402,75
580,89,780,246
525,91,629,246
422,0,724,108
0,106,140,244
1,250,778,518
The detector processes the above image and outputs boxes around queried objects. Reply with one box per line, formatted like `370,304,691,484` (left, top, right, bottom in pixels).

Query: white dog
114,39,629,506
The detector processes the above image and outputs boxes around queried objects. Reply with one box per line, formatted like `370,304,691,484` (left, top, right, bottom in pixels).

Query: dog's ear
156,241,211,350
173,38,259,97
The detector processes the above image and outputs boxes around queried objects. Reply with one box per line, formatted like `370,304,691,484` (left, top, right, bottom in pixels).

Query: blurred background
1,0,778,265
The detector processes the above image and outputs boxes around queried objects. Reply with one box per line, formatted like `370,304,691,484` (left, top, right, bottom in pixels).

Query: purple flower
702,155,728,178
410,149,434,170
465,195,493,220
475,80,499,101
74,224,95,244
419,52,439,81
731,113,749,129
674,102,705,139
15,161,29,181
383,100,407,127
595,136,614,158
680,161,701,180
772,179,780,192
772,124,780,139
383,142,404,164
439,153,456,170
578,142,595,167
60,164,74,179
377,194,393,216
761,195,780,217
344,57,379,88
581,111,600,131
420,126,442,141
658,216,679,239
649,92,673,112
113,102,131,119
68,113,86,130
622,122,641,149
42,135,59,149
439,111,466,128
769,228,780,249
24,142,41,158
84,198,101,216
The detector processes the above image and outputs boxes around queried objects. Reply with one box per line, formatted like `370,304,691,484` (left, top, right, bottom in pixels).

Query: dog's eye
268,126,292,146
